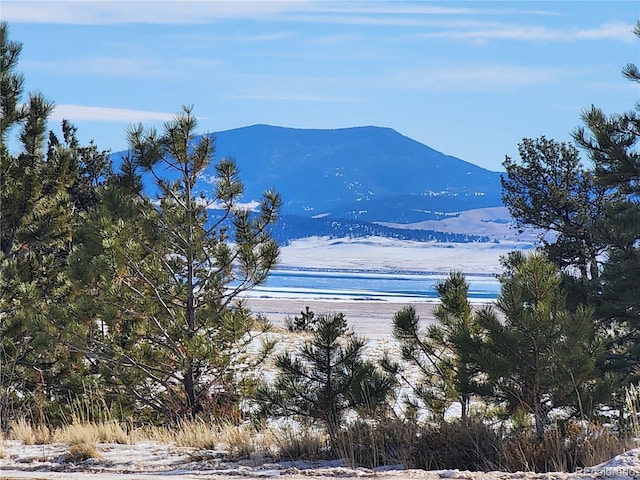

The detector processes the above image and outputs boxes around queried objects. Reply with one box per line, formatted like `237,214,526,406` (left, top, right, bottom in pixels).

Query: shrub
500,422,629,472
284,306,317,332
412,419,501,471
334,418,417,468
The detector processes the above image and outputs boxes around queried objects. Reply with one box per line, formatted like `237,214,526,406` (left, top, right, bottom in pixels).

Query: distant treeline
268,214,492,245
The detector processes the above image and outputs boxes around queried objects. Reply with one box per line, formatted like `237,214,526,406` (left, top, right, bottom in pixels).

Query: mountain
210,125,503,222
112,124,508,243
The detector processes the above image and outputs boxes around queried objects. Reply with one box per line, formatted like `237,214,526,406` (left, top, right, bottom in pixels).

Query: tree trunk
533,395,545,440
461,394,470,419
183,363,198,417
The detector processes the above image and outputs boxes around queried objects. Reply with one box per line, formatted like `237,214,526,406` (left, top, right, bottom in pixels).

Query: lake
248,268,500,301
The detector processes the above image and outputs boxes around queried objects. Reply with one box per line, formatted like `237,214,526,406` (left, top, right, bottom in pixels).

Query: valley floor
244,297,443,339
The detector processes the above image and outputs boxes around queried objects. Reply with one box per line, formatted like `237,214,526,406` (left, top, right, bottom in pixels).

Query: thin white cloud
230,33,295,42
25,55,223,78
25,56,165,77
2,0,558,25
2,1,305,24
415,22,635,43
389,64,562,91
5,0,626,48
305,3,559,17
52,104,175,122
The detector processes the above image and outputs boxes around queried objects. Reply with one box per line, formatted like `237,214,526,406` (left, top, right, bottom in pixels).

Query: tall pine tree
571,20,640,393
69,106,281,420
501,137,608,280
0,22,110,425
392,273,482,421
469,252,600,440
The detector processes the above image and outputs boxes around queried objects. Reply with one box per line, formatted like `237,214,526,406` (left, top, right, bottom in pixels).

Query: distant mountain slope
209,125,503,222
271,214,492,246
379,207,538,243
112,124,506,242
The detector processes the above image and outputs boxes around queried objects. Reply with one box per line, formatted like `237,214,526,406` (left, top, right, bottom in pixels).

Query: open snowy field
241,237,525,332
276,237,533,275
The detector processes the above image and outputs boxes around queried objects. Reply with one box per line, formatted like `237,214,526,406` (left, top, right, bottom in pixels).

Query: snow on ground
378,207,541,244
245,298,440,341
1,441,640,480
277,237,533,275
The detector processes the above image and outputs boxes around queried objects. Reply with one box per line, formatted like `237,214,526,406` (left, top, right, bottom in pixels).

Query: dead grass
216,421,259,460
64,442,104,462
53,420,130,445
499,422,632,472
9,417,51,445
266,423,328,461
335,418,417,468
135,418,261,459
52,422,113,463
54,422,99,445
2,413,633,471
173,418,219,450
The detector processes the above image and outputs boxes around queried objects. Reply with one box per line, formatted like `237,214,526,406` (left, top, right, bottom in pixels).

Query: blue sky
4,1,639,171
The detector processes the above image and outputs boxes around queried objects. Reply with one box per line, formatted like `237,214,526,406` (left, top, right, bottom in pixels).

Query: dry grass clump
54,422,99,445
54,422,103,462
141,418,265,461
64,442,104,462
53,420,130,445
266,423,328,461
334,418,628,472
174,418,219,450
215,421,260,460
334,418,417,468
500,422,630,473
53,422,112,463
95,420,130,444
9,417,51,445
0,430,5,459
412,419,502,471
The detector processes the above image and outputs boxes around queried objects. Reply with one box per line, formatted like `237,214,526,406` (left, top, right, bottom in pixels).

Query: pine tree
571,21,640,394
255,312,396,440
0,22,24,151
621,21,640,98
69,106,281,420
470,252,600,440
501,137,608,280
0,22,111,425
392,272,481,420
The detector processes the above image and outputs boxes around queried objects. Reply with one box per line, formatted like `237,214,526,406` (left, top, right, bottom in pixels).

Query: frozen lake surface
251,268,499,301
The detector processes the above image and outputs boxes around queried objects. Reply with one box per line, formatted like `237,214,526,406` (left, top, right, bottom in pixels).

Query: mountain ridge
112,124,509,243
209,124,503,219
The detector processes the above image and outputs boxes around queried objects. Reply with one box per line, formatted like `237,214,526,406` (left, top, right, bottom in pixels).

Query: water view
251,268,500,301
